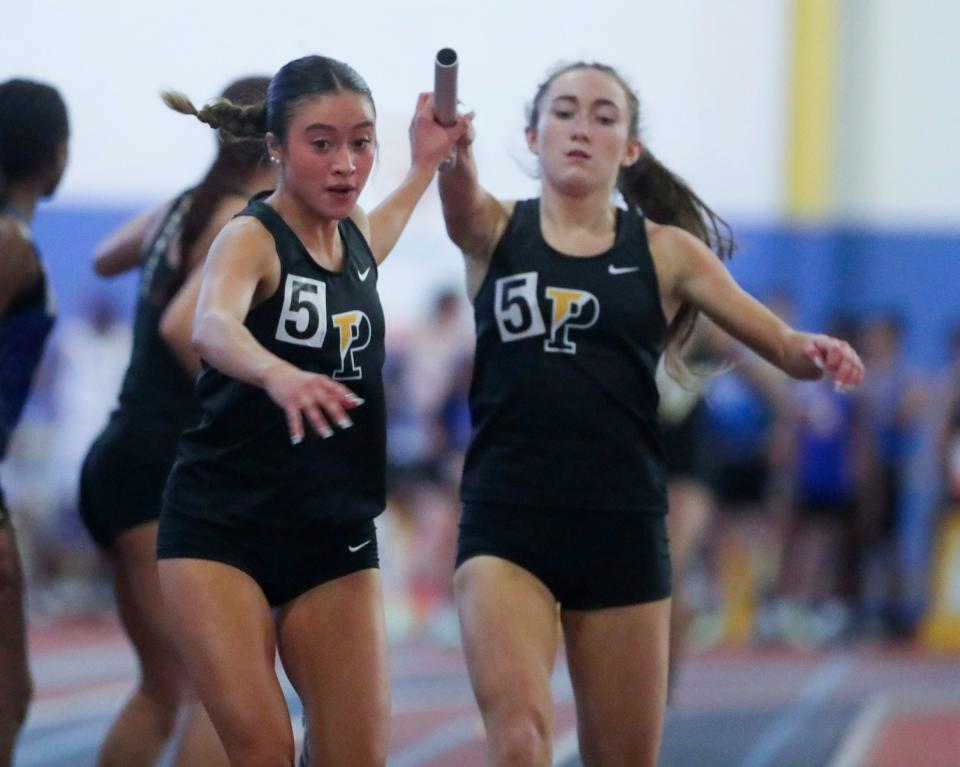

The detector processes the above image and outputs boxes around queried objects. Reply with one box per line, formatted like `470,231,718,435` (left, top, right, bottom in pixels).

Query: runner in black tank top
160,194,387,542
80,190,199,545
439,62,865,767
462,197,667,513
153,56,471,767
77,76,272,767
0,77,68,767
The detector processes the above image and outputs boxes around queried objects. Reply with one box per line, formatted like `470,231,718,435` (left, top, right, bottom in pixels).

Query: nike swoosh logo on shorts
348,540,372,553
608,264,639,275
356,267,371,281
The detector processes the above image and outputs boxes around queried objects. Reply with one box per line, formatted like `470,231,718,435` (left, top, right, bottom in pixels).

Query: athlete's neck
267,187,344,270
539,184,616,238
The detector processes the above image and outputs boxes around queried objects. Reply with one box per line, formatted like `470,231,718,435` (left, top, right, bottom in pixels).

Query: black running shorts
157,509,379,607
457,502,671,610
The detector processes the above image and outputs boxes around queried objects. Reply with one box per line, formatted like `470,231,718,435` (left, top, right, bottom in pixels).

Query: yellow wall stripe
787,0,839,219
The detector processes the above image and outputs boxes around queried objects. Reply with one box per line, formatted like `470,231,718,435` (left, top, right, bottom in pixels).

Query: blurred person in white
78,77,276,767
857,313,927,638
403,288,474,639
23,295,129,619
438,60,864,767
48,295,130,520
776,316,872,647
0,77,68,767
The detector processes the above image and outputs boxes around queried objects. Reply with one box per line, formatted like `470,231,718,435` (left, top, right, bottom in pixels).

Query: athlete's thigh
454,555,560,720
276,568,389,766
561,598,671,767
109,523,180,680
0,524,30,711
157,558,291,755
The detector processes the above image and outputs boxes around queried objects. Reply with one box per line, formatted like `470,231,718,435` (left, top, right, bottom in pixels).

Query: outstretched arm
436,114,513,300
359,93,470,264
193,219,361,443
655,225,864,388
93,201,170,276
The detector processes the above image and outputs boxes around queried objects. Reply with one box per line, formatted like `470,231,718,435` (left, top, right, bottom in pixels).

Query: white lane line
825,692,892,767
739,654,857,767
553,726,579,765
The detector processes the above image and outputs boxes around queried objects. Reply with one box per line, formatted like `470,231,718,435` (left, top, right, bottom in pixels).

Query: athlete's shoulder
0,216,37,274
644,219,699,252
207,213,277,270
347,205,372,242
0,215,31,251
645,220,718,273
0,216,41,313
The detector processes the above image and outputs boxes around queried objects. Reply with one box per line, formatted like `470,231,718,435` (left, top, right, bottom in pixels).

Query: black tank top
0,208,56,459
461,198,668,513
164,196,386,529
110,190,198,439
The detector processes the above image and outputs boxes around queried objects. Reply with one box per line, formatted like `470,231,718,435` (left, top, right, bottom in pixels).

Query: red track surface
17,617,960,766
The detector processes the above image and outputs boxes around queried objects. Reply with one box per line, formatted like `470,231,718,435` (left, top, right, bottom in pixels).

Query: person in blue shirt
0,78,69,767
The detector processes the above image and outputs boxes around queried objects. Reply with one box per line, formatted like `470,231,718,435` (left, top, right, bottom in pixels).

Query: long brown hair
528,62,734,376
175,76,271,264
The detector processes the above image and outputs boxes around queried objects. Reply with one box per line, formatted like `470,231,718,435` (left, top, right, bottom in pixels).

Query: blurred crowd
4,287,960,650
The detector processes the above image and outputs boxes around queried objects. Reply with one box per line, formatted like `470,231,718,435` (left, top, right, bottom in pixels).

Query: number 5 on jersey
494,272,599,355
276,275,326,347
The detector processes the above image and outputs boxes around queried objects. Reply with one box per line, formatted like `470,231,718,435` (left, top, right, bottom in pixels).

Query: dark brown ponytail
172,77,271,275
618,151,734,378
161,90,268,140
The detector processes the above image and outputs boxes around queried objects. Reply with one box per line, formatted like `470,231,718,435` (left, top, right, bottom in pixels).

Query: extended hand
264,363,364,444
802,334,865,391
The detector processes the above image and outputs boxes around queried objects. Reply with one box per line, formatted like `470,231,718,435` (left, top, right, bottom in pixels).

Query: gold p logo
331,310,371,380
544,287,599,354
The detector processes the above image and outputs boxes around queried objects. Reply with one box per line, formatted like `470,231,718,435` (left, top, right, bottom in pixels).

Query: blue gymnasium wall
726,226,960,369
34,205,960,368
33,206,141,321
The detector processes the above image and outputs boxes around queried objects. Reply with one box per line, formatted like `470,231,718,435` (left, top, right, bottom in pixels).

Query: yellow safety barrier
921,508,960,651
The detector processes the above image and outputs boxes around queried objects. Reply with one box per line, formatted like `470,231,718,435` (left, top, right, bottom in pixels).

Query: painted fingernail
812,355,825,370
346,394,365,406
291,434,303,446
338,417,354,429
320,427,334,439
